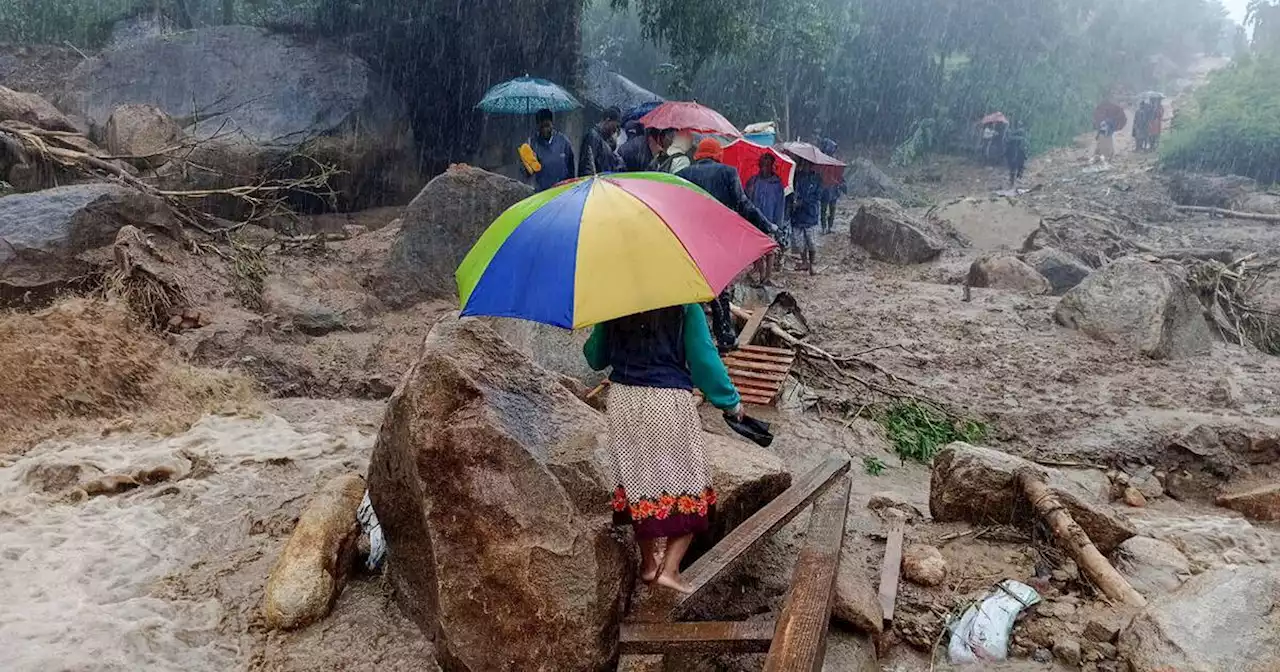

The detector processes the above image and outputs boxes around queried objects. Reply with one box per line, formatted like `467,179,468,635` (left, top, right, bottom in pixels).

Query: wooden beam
738,307,770,346
763,475,851,672
620,620,776,655
633,456,852,622
877,520,905,626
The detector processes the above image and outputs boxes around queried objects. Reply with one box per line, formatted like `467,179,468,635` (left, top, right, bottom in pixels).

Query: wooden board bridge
620,456,856,671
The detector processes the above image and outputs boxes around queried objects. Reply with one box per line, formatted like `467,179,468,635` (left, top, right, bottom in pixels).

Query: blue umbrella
476,76,581,115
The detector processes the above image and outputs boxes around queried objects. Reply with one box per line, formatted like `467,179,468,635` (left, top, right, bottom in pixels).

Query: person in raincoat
522,108,575,192
677,138,776,352
789,159,824,274
745,152,786,284
1133,101,1152,152
584,305,743,594
1005,122,1028,187
1147,98,1165,151
579,106,624,176
618,122,655,172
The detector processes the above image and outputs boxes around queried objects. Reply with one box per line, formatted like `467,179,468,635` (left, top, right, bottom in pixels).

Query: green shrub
1162,56,1280,183
880,401,987,464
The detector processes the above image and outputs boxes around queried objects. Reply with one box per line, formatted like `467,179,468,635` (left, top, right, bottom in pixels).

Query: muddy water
0,408,381,671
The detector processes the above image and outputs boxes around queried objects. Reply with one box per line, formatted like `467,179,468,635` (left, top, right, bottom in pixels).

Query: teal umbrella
476,76,581,115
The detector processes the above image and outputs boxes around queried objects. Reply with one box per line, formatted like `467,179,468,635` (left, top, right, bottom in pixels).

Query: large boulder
105,103,183,169
0,85,78,132
368,317,628,672
845,158,916,204
487,319,603,385
1021,247,1092,295
1167,172,1257,208
367,317,789,671
378,165,533,307
262,270,382,336
0,184,177,301
849,198,946,265
1117,565,1280,672
62,25,419,212
1054,257,1212,359
930,443,1136,554
967,255,1051,294
1216,482,1280,522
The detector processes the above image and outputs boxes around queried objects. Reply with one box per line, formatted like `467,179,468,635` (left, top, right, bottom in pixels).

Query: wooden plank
723,358,794,374
763,476,851,672
740,395,775,407
633,456,852,622
620,620,776,655
728,349,795,365
741,344,796,356
732,379,780,394
877,521,906,625
738,308,770,347
726,367,790,383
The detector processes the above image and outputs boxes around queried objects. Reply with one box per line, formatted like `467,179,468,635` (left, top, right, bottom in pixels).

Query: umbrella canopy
780,141,846,187
1139,91,1165,101
980,112,1009,126
476,76,581,115
457,173,777,329
722,139,796,195
1094,101,1128,132
623,100,663,125
639,101,741,137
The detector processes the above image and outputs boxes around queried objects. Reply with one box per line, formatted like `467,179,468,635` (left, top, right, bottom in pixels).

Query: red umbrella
639,101,741,137
980,112,1009,126
1094,101,1127,132
780,141,846,187
722,139,796,194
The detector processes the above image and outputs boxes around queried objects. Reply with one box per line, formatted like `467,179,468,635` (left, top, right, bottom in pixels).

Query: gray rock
1167,171,1257,208
0,184,176,300
1112,536,1192,597
63,25,419,212
930,442,1136,554
380,165,533,307
1118,565,1280,672
105,103,183,169
967,254,1051,294
0,85,78,132
1053,638,1082,666
1133,514,1274,569
845,158,916,204
849,198,946,264
487,318,603,386
1022,247,1093,295
1054,257,1212,359
901,543,947,586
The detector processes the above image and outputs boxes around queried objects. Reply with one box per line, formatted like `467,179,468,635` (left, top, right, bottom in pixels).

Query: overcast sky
1222,0,1248,23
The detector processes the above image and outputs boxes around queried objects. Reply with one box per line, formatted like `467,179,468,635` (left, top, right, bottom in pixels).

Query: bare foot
639,564,659,583
655,573,695,594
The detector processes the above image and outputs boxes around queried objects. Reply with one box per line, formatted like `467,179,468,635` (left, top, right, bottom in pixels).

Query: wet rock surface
1021,246,1093,295
1118,565,1280,672
967,254,1051,294
849,198,946,265
1054,257,1212,359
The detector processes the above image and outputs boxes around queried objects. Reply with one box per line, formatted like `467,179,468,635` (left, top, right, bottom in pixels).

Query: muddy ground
2,56,1278,672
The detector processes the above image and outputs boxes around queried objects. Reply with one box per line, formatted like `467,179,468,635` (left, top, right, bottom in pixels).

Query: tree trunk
1015,468,1146,607
223,0,235,24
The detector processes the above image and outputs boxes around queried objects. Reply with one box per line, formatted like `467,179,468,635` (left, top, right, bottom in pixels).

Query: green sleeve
583,325,610,371
683,304,740,410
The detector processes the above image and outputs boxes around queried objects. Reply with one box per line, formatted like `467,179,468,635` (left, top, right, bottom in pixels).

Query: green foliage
880,401,986,464
0,0,141,46
862,455,887,476
1162,57,1280,183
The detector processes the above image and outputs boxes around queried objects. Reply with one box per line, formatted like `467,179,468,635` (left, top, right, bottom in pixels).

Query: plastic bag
356,490,387,572
947,579,1042,663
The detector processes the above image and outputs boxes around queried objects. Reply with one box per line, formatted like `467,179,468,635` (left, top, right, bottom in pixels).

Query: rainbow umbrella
457,173,777,329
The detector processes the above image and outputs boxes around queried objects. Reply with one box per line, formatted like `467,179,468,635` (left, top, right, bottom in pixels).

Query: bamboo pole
1174,205,1280,222
1015,468,1146,608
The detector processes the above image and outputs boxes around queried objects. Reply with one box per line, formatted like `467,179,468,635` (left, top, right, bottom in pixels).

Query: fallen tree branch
1015,468,1146,607
1174,205,1280,222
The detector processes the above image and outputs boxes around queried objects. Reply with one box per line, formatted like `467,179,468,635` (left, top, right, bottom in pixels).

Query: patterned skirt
607,383,716,540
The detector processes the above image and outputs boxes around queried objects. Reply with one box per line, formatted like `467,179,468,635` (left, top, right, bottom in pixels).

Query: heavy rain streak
0,0,1278,671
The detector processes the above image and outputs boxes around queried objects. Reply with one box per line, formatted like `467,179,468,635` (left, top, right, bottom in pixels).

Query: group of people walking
519,106,848,594
1133,95,1165,152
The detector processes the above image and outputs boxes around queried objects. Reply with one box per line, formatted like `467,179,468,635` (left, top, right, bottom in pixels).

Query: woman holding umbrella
457,172,777,594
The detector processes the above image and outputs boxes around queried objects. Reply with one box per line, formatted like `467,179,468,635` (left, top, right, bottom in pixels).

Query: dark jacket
618,135,654,172
528,132,575,192
1005,129,1028,166
677,159,775,235
745,174,786,232
579,125,623,176
583,305,739,410
790,170,824,230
